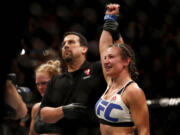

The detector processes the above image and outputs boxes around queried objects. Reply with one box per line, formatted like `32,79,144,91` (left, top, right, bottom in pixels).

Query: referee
34,32,107,135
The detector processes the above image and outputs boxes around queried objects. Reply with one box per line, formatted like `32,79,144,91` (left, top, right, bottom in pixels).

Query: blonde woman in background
29,60,61,135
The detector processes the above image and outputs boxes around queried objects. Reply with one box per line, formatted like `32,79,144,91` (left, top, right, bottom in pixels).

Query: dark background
1,0,180,135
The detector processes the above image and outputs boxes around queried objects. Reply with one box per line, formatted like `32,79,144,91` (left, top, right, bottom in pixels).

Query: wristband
104,14,118,21
103,20,120,41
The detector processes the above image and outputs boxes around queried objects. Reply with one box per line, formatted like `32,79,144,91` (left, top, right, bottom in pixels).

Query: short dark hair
63,32,88,46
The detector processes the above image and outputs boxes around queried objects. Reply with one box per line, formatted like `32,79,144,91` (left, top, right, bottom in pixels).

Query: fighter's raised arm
99,3,122,84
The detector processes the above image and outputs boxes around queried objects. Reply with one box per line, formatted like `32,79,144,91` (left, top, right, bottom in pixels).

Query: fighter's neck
110,71,131,89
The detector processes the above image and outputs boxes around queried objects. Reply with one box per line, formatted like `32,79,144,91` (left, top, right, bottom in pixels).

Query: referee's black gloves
62,103,88,120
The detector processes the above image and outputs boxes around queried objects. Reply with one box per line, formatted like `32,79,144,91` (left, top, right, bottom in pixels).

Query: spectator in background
29,60,61,135
5,80,28,120
0,80,28,135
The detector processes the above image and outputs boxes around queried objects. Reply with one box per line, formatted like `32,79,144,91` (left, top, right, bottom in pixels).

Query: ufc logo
95,98,123,122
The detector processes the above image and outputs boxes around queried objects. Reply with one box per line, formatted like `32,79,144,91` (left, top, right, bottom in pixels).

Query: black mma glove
103,14,121,41
62,103,88,120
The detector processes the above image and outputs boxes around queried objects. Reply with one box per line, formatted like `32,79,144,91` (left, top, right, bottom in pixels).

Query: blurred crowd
9,0,180,99
1,0,180,135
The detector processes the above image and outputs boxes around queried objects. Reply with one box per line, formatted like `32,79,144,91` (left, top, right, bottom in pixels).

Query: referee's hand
62,103,87,119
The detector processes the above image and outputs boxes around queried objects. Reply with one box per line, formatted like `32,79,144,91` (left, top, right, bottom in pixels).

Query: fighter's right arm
99,4,121,84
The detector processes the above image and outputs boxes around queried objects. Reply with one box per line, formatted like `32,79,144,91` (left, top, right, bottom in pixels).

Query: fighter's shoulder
31,102,41,118
124,82,143,97
125,82,145,103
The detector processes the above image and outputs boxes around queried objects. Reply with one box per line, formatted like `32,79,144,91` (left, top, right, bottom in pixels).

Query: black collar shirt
40,60,107,132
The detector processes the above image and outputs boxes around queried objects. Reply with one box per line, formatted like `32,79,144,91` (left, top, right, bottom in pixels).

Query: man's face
61,34,83,63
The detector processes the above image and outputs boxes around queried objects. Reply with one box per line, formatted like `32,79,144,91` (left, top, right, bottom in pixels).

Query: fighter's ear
123,57,131,67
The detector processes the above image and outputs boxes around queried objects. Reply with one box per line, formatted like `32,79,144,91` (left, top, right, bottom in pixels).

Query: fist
106,3,120,16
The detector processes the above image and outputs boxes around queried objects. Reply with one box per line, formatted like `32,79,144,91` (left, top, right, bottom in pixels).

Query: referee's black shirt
40,60,107,134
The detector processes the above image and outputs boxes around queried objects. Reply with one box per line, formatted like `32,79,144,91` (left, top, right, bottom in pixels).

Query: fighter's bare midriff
100,124,135,135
